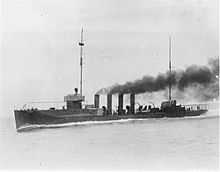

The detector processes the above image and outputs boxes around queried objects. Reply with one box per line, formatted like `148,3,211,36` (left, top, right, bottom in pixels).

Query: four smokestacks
94,93,136,115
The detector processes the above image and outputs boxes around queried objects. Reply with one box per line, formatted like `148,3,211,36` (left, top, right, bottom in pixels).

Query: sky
1,0,219,117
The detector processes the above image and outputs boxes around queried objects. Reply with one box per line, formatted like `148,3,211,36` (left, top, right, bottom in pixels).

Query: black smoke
96,58,219,101
178,65,213,90
108,72,177,94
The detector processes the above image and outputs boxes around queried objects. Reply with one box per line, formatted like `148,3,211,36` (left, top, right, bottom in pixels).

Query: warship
14,30,208,132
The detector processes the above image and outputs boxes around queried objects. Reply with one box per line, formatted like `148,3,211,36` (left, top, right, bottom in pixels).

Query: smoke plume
96,58,219,102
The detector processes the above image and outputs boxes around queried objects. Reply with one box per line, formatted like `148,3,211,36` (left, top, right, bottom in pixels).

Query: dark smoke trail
108,72,177,94
96,58,219,101
178,65,214,90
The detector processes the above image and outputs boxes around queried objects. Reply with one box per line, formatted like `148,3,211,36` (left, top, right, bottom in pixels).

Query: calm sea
1,105,219,171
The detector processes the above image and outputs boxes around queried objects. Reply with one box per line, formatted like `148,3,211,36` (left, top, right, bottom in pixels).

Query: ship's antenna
169,37,172,106
79,29,84,96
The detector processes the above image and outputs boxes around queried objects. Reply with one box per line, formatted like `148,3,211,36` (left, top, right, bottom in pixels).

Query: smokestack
118,94,123,114
107,94,112,115
130,93,135,114
94,95,100,108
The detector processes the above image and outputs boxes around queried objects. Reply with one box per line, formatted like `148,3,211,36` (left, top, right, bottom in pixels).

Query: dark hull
14,109,208,131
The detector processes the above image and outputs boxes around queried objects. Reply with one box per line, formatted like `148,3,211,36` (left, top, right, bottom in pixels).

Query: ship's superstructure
64,88,85,109
14,32,208,132
64,29,85,110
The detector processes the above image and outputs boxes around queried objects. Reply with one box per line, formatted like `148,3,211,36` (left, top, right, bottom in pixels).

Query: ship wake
17,119,150,132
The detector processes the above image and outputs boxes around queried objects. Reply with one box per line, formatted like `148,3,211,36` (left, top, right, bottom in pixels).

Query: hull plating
14,109,208,131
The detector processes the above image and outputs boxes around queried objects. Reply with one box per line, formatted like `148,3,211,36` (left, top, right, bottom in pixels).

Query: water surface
1,110,219,170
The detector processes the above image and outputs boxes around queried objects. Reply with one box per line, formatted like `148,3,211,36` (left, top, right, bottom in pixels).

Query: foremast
169,37,172,107
79,29,84,96
64,29,85,109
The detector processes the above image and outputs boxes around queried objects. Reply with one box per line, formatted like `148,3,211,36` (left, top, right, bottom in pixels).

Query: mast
79,29,84,96
169,37,172,106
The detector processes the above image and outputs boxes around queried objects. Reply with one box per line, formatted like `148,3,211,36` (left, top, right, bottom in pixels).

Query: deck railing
182,103,208,111
15,101,66,110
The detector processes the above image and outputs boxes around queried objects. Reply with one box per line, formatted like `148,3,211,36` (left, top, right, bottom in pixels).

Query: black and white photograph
1,0,219,171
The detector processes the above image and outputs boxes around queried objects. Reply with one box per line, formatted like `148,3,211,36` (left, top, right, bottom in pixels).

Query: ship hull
14,109,208,131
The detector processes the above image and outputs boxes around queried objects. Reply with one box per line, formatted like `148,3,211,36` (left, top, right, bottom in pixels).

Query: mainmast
169,37,172,106
79,29,84,96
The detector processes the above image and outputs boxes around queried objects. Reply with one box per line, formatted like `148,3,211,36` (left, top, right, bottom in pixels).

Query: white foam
17,118,152,132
